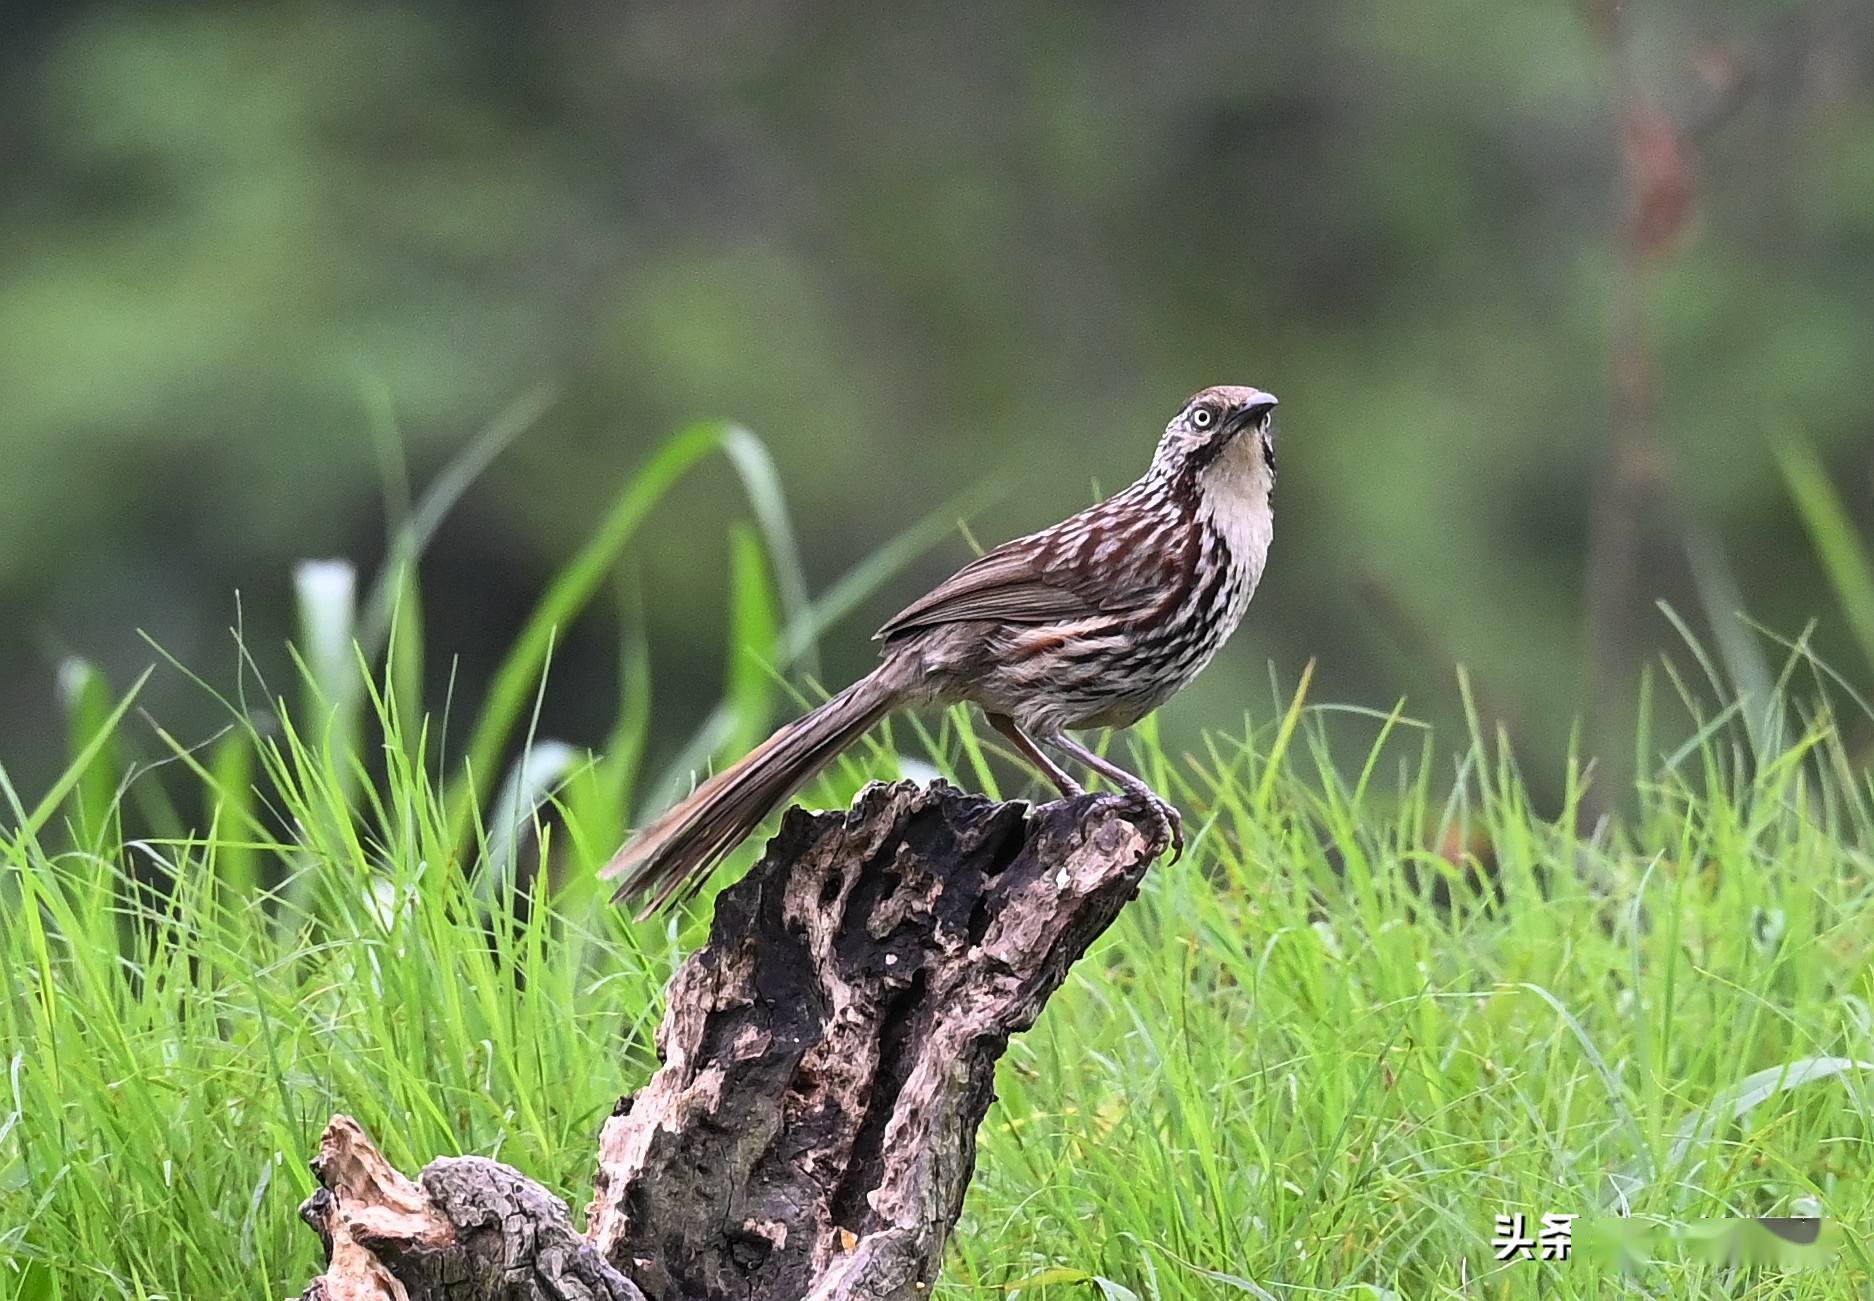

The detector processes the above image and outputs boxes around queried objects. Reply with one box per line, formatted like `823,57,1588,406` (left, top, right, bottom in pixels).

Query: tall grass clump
3,416,1873,1298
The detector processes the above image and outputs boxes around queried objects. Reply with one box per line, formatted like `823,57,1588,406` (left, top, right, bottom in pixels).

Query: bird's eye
1191,406,1215,430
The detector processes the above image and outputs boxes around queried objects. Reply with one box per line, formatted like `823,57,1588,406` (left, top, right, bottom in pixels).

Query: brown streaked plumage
603,384,1280,912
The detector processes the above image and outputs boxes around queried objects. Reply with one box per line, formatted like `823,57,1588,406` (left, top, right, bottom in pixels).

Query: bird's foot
1090,789,1184,859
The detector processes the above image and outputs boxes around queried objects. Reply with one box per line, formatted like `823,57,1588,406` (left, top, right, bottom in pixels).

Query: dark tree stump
294,780,1164,1301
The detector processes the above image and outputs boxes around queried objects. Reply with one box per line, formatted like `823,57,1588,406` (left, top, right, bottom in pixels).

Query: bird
603,383,1280,912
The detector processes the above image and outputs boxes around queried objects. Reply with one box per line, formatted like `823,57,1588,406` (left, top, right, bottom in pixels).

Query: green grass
4,425,1874,1299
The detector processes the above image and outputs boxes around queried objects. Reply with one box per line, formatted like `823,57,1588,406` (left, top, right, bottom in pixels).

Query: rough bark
294,780,1163,1301
295,1117,644,1301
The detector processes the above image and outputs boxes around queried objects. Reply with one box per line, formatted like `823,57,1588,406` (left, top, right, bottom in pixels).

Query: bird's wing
874,544,1090,640
875,497,1192,642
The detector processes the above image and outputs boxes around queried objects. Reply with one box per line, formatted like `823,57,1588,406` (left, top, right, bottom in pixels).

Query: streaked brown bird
604,384,1280,911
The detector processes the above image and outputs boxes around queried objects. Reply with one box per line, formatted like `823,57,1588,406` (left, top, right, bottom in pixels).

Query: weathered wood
295,1117,644,1301
293,780,1164,1301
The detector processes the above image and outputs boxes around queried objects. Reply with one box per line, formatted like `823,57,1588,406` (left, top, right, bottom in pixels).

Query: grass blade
1776,433,1874,674
1665,1056,1874,1173
295,558,361,779
56,658,123,852
4,666,150,849
357,383,557,662
648,524,783,811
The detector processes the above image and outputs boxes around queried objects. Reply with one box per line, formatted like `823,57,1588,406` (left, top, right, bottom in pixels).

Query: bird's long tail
601,664,909,914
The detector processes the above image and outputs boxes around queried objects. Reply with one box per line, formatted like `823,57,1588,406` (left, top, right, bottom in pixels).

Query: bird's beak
1229,393,1279,434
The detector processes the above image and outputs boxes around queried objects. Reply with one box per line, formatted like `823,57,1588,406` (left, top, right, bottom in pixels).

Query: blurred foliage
3,0,1874,795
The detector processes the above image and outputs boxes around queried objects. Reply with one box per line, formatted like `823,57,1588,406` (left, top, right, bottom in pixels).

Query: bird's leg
1042,732,1183,857
986,712,1084,799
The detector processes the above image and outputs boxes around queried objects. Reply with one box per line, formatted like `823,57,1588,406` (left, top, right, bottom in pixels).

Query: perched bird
604,384,1280,911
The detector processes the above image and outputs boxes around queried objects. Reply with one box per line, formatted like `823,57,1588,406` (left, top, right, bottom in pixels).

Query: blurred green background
3,0,1873,798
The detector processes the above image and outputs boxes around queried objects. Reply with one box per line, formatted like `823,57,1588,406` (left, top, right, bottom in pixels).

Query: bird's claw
1161,800,1185,860
1090,790,1184,859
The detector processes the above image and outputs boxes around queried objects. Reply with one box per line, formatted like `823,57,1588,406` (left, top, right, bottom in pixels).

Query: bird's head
1152,384,1280,482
